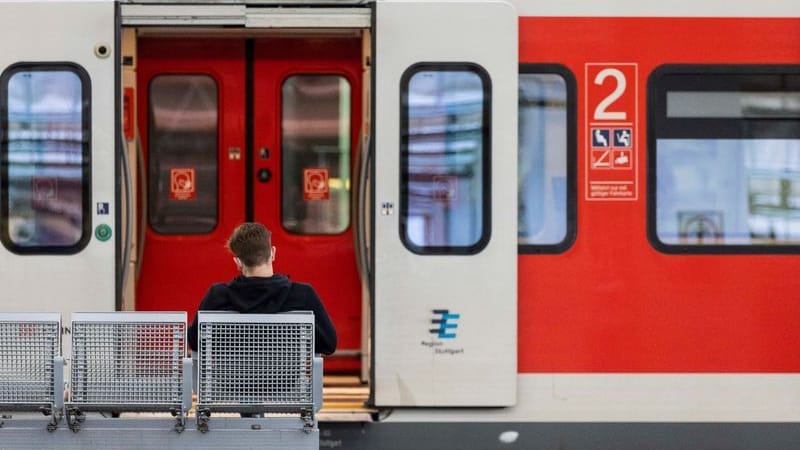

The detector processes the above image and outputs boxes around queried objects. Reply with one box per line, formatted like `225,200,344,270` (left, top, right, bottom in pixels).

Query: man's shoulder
289,280,312,290
209,282,232,293
287,281,317,299
201,282,234,304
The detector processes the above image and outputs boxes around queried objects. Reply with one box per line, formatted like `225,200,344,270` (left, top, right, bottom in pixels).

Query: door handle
257,168,272,183
353,133,371,282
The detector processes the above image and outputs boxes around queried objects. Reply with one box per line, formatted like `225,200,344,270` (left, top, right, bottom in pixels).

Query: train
1,0,800,448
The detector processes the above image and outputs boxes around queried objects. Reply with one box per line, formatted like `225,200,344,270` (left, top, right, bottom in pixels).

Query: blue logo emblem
430,309,459,339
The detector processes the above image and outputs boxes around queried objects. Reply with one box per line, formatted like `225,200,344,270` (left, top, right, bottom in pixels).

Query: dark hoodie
187,274,337,354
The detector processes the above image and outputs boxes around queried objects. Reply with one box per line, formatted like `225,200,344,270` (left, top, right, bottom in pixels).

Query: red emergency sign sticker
432,175,457,205
304,168,330,201
31,177,58,210
170,168,196,200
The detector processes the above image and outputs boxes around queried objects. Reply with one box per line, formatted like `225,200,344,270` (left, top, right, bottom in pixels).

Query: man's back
188,274,337,354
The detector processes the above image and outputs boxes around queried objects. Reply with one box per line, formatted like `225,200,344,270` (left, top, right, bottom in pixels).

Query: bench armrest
313,356,323,413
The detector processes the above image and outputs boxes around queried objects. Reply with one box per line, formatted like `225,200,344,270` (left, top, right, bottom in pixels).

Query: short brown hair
226,223,272,267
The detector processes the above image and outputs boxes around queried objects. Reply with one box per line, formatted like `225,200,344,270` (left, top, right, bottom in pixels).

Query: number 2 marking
593,68,627,121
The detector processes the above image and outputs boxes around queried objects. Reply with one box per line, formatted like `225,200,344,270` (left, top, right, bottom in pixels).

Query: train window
400,64,491,254
0,64,91,254
148,75,218,235
648,66,800,253
518,65,577,253
281,75,351,235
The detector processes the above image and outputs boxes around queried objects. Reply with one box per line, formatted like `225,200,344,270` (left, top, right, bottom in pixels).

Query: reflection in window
281,75,351,234
401,66,490,252
148,75,218,234
667,91,800,119
518,73,568,246
651,69,800,248
657,139,800,245
2,67,88,250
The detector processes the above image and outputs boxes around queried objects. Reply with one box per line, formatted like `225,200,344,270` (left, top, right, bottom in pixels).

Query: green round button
95,224,112,242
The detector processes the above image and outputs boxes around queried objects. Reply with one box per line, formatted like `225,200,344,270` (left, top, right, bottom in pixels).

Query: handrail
119,126,133,305
134,132,147,281
352,132,372,284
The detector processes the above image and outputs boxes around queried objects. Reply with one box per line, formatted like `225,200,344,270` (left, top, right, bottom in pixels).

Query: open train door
373,0,518,406
0,1,117,316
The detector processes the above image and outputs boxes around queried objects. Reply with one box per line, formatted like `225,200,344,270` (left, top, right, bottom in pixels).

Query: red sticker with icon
304,168,329,201
170,168,196,200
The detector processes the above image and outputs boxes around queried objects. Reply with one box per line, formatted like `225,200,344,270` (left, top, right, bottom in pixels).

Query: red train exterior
2,1,800,448
519,17,800,374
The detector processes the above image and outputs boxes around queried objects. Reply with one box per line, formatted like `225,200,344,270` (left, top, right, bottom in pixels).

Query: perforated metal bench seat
195,312,322,431
0,313,63,416
0,310,320,447
65,312,191,430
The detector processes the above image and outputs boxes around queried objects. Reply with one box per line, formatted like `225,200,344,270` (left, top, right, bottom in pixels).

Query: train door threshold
319,374,376,422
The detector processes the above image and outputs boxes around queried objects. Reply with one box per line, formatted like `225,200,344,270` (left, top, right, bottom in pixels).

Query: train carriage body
1,0,800,447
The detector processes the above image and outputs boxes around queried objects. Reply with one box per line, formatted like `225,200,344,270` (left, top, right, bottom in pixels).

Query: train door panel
137,37,363,371
373,0,518,406
0,1,116,316
136,39,246,316
252,39,362,371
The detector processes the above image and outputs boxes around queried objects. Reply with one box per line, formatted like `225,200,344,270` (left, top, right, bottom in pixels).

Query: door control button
95,224,112,242
257,168,272,183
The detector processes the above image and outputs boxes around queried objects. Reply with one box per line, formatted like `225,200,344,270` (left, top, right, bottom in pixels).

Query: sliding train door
373,0,518,406
251,38,363,371
136,39,247,317
136,37,363,371
0,1,117,315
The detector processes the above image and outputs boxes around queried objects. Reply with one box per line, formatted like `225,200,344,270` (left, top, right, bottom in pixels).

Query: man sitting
188,222,337,355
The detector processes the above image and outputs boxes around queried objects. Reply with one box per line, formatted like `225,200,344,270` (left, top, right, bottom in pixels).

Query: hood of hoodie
226,274,292,313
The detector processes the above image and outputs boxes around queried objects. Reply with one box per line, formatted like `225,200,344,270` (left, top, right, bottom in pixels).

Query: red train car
1,0,799,448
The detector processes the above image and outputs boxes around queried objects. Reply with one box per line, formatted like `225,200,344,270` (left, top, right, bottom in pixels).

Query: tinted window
1,65,90,253
649,67,800,251
518,69,575,250
148,75,218,235
281,75,351,235
400,64,491,254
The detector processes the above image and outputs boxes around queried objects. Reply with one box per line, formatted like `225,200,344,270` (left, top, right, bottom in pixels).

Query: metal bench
0,311,320,448
195,311,322,434
65,312,191,431
0,313,64,430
